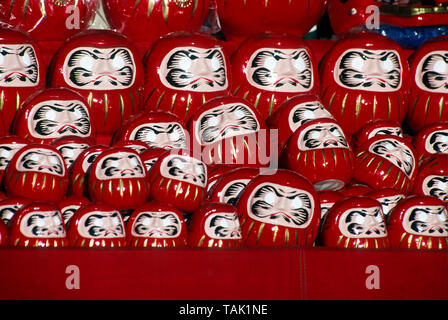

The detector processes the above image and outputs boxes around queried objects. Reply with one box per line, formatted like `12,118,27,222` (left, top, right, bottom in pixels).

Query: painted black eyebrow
101,157,120,168
205,49,221,59
27,214,45,226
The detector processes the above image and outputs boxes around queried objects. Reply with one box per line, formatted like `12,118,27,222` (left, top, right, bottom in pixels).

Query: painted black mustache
166,68,226,89
251,201,309,226
252,68,311,88
0,64,38,83
69,66,133,87
339,69,400,88
201,117,258,143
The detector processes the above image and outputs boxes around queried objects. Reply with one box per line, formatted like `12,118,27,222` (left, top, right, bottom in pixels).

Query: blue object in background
373,24,448,49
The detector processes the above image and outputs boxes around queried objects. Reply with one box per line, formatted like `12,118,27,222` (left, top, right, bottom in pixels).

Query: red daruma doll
4,144,68,202
231,33,319,121
188,202,243,248
147,148,208,214
47,30,144,144
127,202,188,248
388,195,448,250
0,27,45,131
320,197,390,249
320,31,410,137
237,169,320,247
143,32,231,122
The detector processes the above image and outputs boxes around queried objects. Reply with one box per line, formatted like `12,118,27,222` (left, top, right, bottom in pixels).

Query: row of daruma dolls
1,25,448,142
0,22,447,248
0,163,446,249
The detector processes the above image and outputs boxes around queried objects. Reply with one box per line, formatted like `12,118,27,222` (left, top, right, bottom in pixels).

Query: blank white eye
170,131,180,141
176,161,185,170
129,157,139,167
179,56,192,70
95,218,103,227
292,197,303,208
195,165,203,175
355,215,365,224
30,154,39,161
80,56,94,70
331,128,342,137
0,149,9,158
142,217,151,226
264,56,277,70
208,116,218,127
311,131,321,139
294,58,305,72
64,149,74,158
110,160,119,168
383,58,394,72
36,218,45,227
219,219,228,228
145,130,156,142
439,135,448,143
439,212,447,222
264,192,276,205
46,110,57,121
0,54,3,65
433,60,447,73
303,110,315,119
53,216,61,225
163,218,172,227
385,143,394,151
417,212,428,222
22,52,31,66
235,110,245,119
351,57,364,70
211,56,221,70
112,56,125,69
112,217,120,225
73,108,83,119
50,157,60,165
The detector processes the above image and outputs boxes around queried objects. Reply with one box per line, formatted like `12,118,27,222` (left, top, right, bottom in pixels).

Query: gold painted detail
174,0,193,8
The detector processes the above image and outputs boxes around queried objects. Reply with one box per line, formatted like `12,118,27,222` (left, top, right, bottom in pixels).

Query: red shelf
0,247,446,300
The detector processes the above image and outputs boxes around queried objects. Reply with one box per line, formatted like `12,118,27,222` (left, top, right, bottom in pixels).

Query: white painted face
19,210,66,238
81,151,104,173
28,100,91,139
0,203,22,225
369,138,415,178
60,205,82,225
298,122,349,151
204,212,242,239
376,194,405,217
0,143,27,171
288,101,334,132
220,179,250,206
424,130,448,154
415,50,448,93
131,211,182,238
94,152,145,180
160,154,207,187
320,202,335,219
56,144,90,168
0,44,39,87
159,46,228,92
247,182,315,229
403,205,448,236
367,126,403,140
338,206,387,238
143,157,158,173
246,48,313,92
423,175,448,202
78,210,125,238
196,103,260,145
63,47,136,90
130,122,188,149
314,180,345,192
335,49,402,92
16,148,66,176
